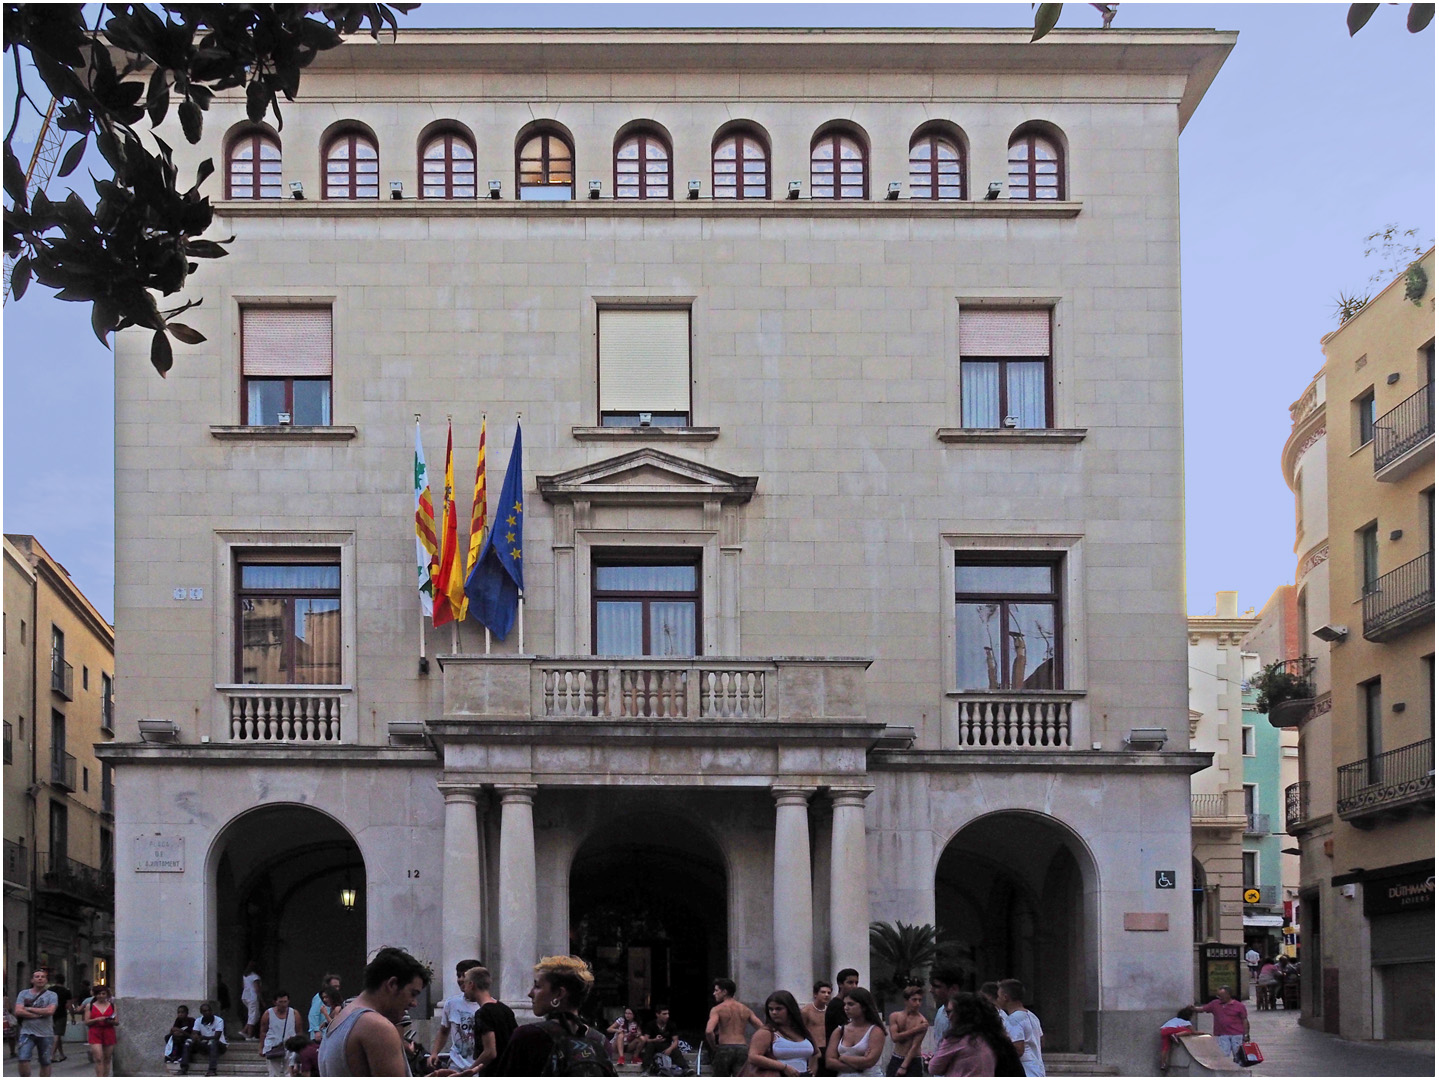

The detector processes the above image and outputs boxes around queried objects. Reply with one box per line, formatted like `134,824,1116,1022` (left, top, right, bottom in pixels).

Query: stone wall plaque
134,836,185,872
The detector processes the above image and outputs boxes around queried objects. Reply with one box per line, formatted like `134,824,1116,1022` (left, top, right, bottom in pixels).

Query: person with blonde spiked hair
491,956,613,1076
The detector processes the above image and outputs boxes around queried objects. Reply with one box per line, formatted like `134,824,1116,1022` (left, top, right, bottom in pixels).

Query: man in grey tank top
319,948,431,1077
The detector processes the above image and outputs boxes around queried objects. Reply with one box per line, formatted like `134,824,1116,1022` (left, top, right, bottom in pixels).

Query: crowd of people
1244,948,1300,1012
9,968,119,1078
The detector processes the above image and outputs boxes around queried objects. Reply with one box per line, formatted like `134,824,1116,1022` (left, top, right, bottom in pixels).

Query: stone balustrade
953,692,1082,749
441,655,870,724
225,687,346,742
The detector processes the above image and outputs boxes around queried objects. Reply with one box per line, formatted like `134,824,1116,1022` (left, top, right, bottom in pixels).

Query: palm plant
869,921,948,1009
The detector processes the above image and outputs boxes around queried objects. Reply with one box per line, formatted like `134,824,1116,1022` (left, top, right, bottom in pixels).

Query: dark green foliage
1251,661,1315,715
4,3,415,374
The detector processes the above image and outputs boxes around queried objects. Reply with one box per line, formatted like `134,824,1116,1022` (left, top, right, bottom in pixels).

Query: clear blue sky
3,3,1434,624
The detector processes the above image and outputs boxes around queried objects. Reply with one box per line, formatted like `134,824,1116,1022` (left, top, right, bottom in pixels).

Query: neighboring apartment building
3,535,116,999
1186,592,1258,987
100,28,1234,1074
1277,251,1434,1041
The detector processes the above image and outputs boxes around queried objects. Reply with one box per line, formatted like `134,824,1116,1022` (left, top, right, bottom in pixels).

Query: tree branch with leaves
3,3,416,375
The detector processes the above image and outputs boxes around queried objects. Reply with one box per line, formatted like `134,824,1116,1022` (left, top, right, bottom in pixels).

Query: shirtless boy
886,985,929,1076
801,982,832,1058
705,978,763,1077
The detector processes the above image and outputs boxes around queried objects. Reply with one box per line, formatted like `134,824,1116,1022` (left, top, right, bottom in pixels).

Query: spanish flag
434,423,467,626
413,421,438,618
467,416,488,603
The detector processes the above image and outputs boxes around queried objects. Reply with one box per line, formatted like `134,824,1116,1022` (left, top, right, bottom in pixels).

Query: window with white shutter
958,309,1052,429
241,307,333,426
598,308,691,426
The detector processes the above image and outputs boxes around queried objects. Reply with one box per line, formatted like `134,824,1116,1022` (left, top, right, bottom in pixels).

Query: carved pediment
536,448,758,506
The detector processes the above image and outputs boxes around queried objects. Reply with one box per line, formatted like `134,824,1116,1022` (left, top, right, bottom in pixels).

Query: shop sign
1364,868,1434,917
1200,942,1241,1002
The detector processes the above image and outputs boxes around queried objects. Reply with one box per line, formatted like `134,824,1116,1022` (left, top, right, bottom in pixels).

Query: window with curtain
909,129,965,200
598,307,691,426
237,560,342,684
227,131,282,199
1007,128,1064,200
518,130,575,200
324,130,379,199
615,130,671,199
958,309,1053,429
593,559,699,656
420,130,476,198
713,129,769,199
242,307,333,426
810,130,866,199
954,558,1062,691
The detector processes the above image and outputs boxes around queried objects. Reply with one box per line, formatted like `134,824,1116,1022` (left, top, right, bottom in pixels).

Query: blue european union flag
465,424,524,638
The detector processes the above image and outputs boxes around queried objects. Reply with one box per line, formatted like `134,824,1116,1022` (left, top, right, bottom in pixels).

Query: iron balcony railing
35,852,112,908
1363,551,1434,642
1285,781,1311,834
1245,812,1272,836
1374,381,1434,473
3,839,26,887
50,750,76,791
50,656,73,699
1337,738,1434,821
1261,656,1318,727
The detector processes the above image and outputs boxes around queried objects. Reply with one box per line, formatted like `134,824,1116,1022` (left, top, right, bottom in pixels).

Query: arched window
810,129,866,200
323,130,379,200
1007,127,1064,200
712,128,769,199
227,130,281,199
614,129,671,200
909,129,965,200
420,130,476,199
517,130,574,200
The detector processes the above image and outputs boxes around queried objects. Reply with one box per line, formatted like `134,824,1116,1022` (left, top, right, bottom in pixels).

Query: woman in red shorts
84,984,118,1077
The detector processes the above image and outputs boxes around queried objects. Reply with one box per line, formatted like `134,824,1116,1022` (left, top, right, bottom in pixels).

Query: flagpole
516,411,524,654
416,414,429,675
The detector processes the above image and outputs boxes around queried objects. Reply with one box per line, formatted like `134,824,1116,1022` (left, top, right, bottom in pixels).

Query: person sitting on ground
1157,1007,1196,1070
607,1007,644,1065
179,1000,226,1076
824,987,885,1077
432,959,483,1073
707,977,764,1077
747,990,816,1078
490,955,610,1076
929,992,1025,1078
316,946,431,1077
640,1005,690,1077
166,1005,195,1062
886,985,929,1077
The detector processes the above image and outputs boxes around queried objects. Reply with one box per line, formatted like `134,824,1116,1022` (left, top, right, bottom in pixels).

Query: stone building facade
102,28,1234,1074
3,534,116,999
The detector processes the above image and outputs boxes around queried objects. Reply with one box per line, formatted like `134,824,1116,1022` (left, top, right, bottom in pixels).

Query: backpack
540,1017,616,1077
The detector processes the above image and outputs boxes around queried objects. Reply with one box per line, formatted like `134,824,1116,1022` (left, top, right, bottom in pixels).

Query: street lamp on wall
340,885,357,912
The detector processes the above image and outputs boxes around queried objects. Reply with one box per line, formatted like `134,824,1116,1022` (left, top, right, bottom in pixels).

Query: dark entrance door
569,813,727,1034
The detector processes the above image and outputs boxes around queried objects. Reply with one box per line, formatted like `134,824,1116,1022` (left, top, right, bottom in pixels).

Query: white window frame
1242,725,1256,756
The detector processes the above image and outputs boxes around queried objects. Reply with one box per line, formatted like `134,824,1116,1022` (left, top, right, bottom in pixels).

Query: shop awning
1243,914,1285,927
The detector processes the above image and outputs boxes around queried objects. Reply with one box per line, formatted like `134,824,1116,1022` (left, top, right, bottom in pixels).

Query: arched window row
222,121,1066,203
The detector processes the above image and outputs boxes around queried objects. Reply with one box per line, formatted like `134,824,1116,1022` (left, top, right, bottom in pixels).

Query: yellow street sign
1243,888,1262,904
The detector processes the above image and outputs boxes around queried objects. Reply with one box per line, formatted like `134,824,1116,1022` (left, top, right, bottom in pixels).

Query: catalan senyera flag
433,423,467,626
466,416,488,607
413,421,438,618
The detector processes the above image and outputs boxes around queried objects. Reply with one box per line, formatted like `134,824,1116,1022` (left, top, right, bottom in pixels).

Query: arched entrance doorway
934,811,1098,1053
569,812,727,1032
211,805,366,1017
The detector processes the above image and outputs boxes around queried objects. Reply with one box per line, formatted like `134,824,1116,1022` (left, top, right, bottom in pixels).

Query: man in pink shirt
1192,986,1249,1061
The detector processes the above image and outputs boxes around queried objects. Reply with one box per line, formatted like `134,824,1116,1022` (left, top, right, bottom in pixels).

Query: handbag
263,1009,294,1058
1238,1040,1263,1067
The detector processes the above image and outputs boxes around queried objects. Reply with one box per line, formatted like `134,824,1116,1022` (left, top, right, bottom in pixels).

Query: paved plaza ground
1245,1006,1434,1078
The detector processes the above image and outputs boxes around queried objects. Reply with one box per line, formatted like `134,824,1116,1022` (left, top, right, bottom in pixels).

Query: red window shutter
242,308,333,376
958,310,1051,357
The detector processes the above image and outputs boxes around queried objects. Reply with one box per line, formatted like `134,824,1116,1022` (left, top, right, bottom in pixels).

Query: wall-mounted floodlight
787,181,801,200
985,182,1001,200
687,180,701,200
389,181,404,199
1124,727,1168,751
1312,624,1348,643
588,180,602,199
887,182,901,200
488,180,502,199
289,181,305,200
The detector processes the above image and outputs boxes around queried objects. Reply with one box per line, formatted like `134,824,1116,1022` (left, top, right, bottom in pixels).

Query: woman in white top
748,990,818,1077
825,987,886,1077
240,961,263,1039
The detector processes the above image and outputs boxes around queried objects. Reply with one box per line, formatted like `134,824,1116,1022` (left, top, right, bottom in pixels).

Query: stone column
829,788,873,987
497,784,539,1008
440,786,483,985
772,787,814,998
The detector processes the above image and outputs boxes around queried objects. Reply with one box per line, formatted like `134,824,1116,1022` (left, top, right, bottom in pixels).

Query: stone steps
1047,1052,1122,1076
